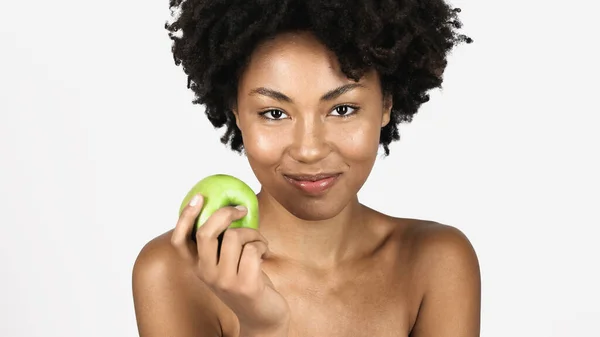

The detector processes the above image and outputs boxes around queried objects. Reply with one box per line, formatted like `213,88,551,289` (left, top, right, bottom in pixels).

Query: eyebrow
249,83,364,103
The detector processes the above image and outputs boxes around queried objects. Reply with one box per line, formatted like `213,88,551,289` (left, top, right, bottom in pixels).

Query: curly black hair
165,0,472,156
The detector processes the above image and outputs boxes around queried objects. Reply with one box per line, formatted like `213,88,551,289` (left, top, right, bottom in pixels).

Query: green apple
179,174,259,231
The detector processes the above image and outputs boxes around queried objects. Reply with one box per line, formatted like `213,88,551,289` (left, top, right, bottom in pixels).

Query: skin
132,31,481,337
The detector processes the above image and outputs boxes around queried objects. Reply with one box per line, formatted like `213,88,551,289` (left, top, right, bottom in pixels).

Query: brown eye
270,110,283,119
336,106,349,115
330,105,358,117
260,109,288,120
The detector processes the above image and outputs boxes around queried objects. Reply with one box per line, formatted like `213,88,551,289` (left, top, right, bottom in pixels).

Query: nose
288,116,331,164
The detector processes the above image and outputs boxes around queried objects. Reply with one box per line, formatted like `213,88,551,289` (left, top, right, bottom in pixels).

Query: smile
283,173,341,195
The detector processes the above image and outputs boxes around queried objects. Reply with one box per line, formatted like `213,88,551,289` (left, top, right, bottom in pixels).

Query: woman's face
234,31,391,221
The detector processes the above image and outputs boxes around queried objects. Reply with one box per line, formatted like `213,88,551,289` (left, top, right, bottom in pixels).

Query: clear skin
132,31,481,337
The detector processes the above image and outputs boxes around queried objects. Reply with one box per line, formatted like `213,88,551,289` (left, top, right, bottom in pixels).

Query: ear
381,94,392,127
231,106,241,129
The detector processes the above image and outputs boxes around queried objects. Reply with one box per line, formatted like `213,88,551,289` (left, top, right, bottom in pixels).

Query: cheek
333,120,381,162
241,123,286,167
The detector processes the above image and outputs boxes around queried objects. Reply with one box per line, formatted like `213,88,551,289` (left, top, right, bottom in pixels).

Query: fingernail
189,194,201,207
235,205,247,211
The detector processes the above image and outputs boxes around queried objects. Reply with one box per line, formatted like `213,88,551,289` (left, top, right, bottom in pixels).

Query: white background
1,0,599,336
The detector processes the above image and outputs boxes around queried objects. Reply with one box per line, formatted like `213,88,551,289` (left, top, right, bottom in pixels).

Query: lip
284,173,340,181
283,173,341,195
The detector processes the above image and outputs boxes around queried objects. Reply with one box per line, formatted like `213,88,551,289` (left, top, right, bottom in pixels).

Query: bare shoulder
374,210,478,259
132,230,188,292
406,219,479,267
390,218,480,285
132,230,180,278
132,230,224,337
369,210,480,284
393,218,481,336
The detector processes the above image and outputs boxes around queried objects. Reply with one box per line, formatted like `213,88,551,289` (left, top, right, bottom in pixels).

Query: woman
132,0,480,336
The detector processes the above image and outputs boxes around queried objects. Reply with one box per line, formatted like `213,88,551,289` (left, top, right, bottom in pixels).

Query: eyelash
258,104,361,121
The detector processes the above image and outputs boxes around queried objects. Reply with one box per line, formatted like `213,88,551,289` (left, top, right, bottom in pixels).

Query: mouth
284,173,341,181
283,172,342,195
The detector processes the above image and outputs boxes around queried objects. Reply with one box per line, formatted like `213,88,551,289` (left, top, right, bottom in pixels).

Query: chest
268,263,416,337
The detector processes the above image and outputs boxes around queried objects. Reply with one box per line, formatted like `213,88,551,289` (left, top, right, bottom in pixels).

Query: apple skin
179,174,259,231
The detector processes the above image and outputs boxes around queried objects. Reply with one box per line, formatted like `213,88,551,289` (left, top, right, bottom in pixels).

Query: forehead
238,31,379,94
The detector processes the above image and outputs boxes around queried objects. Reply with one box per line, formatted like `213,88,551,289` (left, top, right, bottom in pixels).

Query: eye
329,105,358,117
260,109,289,120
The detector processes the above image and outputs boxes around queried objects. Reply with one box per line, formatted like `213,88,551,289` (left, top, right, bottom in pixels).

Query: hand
171,194,290,335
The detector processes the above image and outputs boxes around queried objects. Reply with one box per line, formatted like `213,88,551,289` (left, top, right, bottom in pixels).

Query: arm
132,236,222,337
411,225,481,337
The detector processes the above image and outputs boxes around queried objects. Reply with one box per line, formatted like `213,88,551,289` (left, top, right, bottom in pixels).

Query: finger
171,193,204,261
237,241,269,283
195,206,249,268
218,228,268,279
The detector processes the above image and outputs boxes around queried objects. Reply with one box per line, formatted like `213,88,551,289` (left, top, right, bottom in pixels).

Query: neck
256,189,369,269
